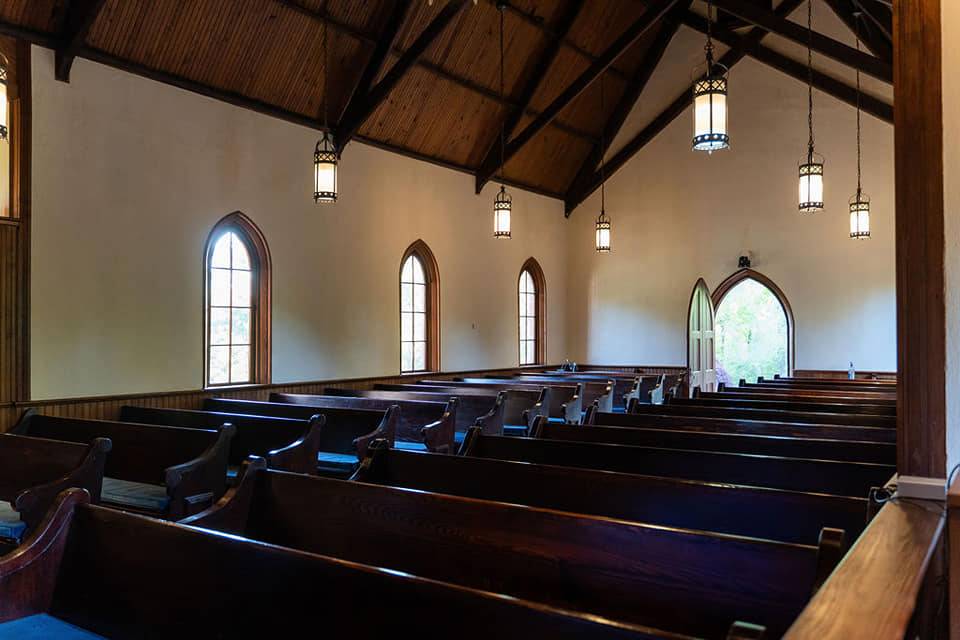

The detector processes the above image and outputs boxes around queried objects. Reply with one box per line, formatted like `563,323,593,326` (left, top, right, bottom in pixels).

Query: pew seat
100,478,170,512
0,614,104,639
0,503,25,544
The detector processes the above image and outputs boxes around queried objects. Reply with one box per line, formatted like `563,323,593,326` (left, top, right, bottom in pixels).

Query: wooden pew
585,408,895,443
269,392,456,453
0,434,110,548
721,383,897,401
324,387,512,439
0,489,679,639
373,383,533,433
628,401,896,429
532,421,895,465
696,390,896,406
184,458,838,638
739,380,896,396
118,405,324,476
767,375,895,388
421,379,587,422
676,394,896,416
11,411,232,519
353,441,870,546
471,376,616,414
459,423,894,498
513,373,634,410
202,398,397,475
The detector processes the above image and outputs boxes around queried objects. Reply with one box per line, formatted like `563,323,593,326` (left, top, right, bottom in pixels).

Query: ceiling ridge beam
54,0,107,82
336,0,470,152
474,0,586,194
563,0,806,214
564,3,690,210
474,0,681,192
710,0,890,83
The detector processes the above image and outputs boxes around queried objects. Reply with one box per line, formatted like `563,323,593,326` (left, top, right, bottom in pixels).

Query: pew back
630,402,896,428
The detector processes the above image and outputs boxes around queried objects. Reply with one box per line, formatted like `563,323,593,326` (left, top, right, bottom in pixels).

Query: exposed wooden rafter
54,0,106,82
474,0,682,192
710,0,891,82
564,2,691,211
474,0,586,194
336,0,470,152
823,0,892,62
564,0,806,214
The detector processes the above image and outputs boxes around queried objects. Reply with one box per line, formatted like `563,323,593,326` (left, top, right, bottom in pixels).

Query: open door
687,278,717,396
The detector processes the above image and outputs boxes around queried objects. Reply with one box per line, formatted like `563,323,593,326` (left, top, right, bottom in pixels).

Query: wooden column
894,0,946,477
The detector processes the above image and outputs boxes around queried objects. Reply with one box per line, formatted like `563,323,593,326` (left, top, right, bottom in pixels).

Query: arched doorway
712,269,794,385
687,279,717,396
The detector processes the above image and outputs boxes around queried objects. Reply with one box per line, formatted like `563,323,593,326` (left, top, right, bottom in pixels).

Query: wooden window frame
711,268,795,377
203,212,271,388
399,240,440,373
0,37,26,224
518,257,547,366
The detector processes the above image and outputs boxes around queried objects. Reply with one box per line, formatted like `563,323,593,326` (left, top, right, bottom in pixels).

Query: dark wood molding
336,0,470,152
710,0,891,82
519,257,547,365
893,0,945,476
401,240,441,373
564,0,806,214
475,0,681,190
474,0,586,194
711,269,795,376
54,0,106,82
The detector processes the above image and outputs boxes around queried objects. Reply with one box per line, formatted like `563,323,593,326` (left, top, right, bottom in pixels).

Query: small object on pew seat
848,362,856,380
727,621,766,639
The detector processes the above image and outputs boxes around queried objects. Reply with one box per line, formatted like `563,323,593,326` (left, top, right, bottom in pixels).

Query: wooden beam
564,7,688,208
711,0,891,82
336,0,470,152
823,0,892,62
683,14,893,121
564,0,807,214
474,0,585,194
475,0,680,191
894,0,946,477
54,0,106,82
855,0,893,40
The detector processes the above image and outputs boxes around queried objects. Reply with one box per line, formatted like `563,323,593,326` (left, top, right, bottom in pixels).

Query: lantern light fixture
692,0,729,153
798,0,824,213
313,16,338,204
595,210,611,253
493,1,511,238
849,14,870,240
0,54,8,142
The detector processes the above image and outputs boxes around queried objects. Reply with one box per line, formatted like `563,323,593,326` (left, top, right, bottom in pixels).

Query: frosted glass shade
798,159,824,213
595,212,611,253
692,74,728,152
849,196,870,239
314,132,338,203
494,186,511,238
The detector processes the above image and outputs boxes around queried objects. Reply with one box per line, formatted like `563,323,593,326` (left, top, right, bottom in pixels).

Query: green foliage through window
715,279,788,385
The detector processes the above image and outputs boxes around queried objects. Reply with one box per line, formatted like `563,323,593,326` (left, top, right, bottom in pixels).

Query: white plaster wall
29,47,567,399
566,31,896,371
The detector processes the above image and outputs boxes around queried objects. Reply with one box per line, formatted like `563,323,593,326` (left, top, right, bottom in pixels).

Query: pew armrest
421,399,457,454
14,438,112,530
475,392,506,436
267,415,325,475
0,488,89,622
595,382,615,414
179,457,266,532
164,424,235,519
350,438,391,482
354,406,398,460
522,389,550,435
560,384,583,424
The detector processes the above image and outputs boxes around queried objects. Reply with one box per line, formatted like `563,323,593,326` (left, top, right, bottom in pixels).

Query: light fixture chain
807,0,814,155
599,73,606,212
705,0,714,63
322,7,329,130
499,2,506,186
855,15,862,195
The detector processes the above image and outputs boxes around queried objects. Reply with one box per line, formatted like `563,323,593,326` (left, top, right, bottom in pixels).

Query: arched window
712,269,794,385
518,258,546,366
400,240,439,373
205,213,271,387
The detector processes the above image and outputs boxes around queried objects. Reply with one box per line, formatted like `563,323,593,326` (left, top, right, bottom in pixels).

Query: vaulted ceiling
0,0,893,213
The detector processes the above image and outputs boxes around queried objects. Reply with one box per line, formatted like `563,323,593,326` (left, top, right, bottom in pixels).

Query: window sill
0,218,21,227
203,383,263,392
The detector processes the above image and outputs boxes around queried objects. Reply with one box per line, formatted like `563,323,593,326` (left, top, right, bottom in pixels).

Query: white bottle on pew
848,362,855,380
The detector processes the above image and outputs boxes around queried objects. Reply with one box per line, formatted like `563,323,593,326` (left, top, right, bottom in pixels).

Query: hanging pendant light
849,15,870,240
798,0,824,213
314,16,338,204
596,74,611,253
692,0,729,153
493,1,511,238
0,54,8,142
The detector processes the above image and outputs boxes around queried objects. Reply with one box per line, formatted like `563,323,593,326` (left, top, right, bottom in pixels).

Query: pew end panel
560,383,584,424
179,457,267,533
13,437,111,531
353,405,398,461
163,424,235,519
0,488,89,623
595,382,615,414
266,415,326,475
474,392,506,436
420,399,457,454
813,528,846,593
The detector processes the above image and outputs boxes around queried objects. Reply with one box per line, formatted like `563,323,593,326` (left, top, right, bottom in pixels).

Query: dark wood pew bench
269,392,456,453
629,402,897,429
423,379,587,423
326,386,510,440
512,373,633,411
184,459,841,638
471,376,614,415
696,390,897,406
586,408,896,443
534,421,896,465
676,395,897,416
353,441,871,546
0,489,677,639
10,411,232,519
202,398,396,476
733,382,896,399
460,423,895,498
0,434,110,549
118,405,324,478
